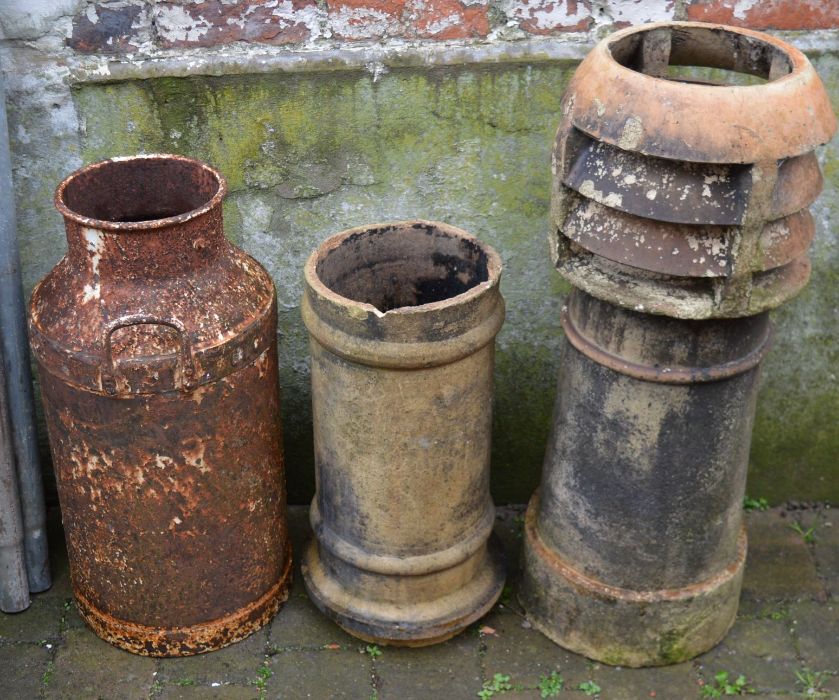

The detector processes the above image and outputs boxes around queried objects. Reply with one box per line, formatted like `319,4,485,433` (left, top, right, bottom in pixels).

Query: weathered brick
154,0,321,49
326,0,402,40
608,0,676,28
412,0,490,39
67,2,149,54
326,0,489,41
507,0,593,35
686,0,839,30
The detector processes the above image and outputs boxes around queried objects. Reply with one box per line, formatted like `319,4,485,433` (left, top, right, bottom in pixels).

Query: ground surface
1,504,837,699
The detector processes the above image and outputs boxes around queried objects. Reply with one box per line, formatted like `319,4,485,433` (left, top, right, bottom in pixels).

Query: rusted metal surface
520,289,767,667
550,21,837,319
300,221,505,646
29,155,291,656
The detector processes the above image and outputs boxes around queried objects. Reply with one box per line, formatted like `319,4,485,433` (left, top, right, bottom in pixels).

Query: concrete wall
1,0,838,504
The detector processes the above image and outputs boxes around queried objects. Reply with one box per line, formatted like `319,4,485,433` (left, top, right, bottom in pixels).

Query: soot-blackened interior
317,223,490,312
62,159,220,223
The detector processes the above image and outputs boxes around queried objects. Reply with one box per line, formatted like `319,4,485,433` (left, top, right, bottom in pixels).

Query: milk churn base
301,537,505,647
75,545,292,657
518,496,745,668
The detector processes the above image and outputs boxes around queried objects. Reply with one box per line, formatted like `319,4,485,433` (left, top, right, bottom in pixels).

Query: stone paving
1,504,837,699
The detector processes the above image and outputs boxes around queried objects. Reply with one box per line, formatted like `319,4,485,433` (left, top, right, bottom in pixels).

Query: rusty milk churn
520,22,836,667
29,155,291,656
301,221,506,645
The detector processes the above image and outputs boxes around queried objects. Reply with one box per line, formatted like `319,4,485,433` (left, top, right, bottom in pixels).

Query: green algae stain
70,58,839,504
745,51,839,503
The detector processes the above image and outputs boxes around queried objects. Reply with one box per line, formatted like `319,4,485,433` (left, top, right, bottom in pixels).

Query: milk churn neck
55,155,228,276
55,154,227,231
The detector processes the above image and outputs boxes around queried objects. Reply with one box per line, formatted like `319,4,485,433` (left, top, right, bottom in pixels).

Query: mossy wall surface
29,57,837,504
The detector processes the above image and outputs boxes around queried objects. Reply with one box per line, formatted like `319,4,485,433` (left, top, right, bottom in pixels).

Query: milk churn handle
99,315,197,395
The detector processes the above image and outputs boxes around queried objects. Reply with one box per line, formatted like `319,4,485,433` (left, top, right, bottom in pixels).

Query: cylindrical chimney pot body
301,221,505,646
521,290,768,666
30,155,291,656
523,21,836,666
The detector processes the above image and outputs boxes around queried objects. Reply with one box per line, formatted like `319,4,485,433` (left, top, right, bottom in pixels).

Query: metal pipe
0,71,50,592
0,352,30,613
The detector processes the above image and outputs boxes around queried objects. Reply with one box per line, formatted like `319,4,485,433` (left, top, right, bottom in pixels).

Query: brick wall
61,0,839,55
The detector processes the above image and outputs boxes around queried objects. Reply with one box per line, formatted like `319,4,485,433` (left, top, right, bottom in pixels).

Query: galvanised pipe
0,71,50,593
522,22,836,667
30,155,291,656
301,221,505,646
0,357,30,613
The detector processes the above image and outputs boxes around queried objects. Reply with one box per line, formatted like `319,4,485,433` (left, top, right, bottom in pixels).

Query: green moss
743,52,839,503
491,340,562,503
66,58,839,504
656,629,690,666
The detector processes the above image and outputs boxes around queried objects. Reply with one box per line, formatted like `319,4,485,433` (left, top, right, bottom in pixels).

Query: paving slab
269,586,357,650
274,506,364,651
375,628,482,700
61,599,89,631
480,609,592,691
0,643,52,699
158,684,259,699
789,600,839,693
266,648,373,699
3,503,839,698
158,626,269,686
812,511,839,599
742,510,825,601
46,628,156,700
591,662,701,700
0,596,65,643
695,617,800,694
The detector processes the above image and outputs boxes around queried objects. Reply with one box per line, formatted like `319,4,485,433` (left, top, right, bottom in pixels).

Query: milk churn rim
304,219,503,319
54,154,228,232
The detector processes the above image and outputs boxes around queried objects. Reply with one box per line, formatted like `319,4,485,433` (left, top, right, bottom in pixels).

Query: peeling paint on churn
301,221,506,646
30,155,291,656
521,22,836,666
